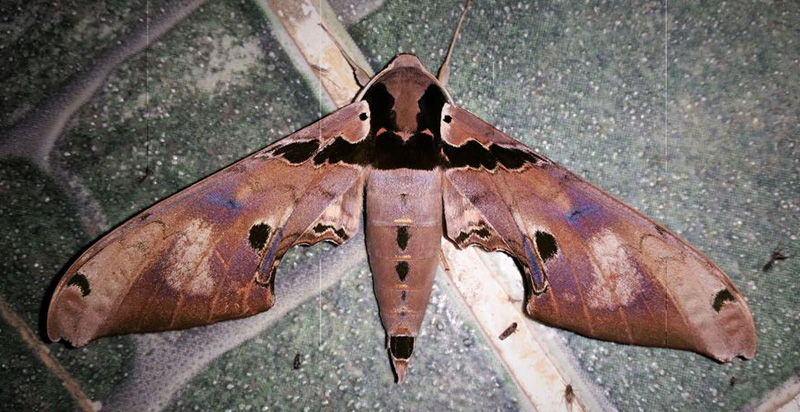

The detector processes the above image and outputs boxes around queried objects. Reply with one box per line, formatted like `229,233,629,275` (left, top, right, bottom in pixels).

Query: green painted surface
0,315,77,411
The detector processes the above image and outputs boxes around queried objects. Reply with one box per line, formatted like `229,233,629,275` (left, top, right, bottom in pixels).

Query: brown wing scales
440,103,756,361
47,102,371,346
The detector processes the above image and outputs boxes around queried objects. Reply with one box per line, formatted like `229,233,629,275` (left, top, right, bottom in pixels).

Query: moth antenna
437,0,472,86
318,23,371,87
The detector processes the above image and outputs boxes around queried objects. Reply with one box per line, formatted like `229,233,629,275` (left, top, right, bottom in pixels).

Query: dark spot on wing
490,144,543,169
535,231,558,262
443,140,545,171
395,261,409,281
712,289,736,312
443,115,452,123
396,226,410,250
443,140,496,170
359,112,368,121
249,223,272,250
401,290,407,301
390,336,415,359
454,226,492,245
313,136,367,166
66,273,91,297
272,140,320,164
312,223,349,241
139,213,151,222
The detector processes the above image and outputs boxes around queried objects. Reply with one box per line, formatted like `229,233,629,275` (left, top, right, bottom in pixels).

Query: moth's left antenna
437,0,471,86
319,23,371,87
140,0,152,183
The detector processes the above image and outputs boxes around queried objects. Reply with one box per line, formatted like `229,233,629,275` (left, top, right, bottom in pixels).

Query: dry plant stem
101,233,367,412
0,296,95,412
0,0,206,171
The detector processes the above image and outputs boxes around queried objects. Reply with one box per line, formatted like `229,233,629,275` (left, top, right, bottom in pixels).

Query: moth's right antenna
437,0,471,86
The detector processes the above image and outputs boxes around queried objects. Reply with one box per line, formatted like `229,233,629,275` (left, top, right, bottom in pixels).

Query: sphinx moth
47,1,756,384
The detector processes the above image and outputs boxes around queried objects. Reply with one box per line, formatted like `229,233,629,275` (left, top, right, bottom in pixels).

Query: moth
729,375,740,387
762,249,789,272
293,353,302,370
563,383,575,412
498,322,518,341
47,1,756,384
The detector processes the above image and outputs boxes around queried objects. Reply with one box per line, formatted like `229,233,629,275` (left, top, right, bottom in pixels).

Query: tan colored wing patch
166,218,216,296
586,229,643,311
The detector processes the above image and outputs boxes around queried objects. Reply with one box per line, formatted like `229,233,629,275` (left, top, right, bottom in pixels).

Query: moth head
355,54,454,134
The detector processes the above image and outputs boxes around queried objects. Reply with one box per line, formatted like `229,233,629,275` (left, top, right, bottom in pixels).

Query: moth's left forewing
48,102,371,346
440,103,756,361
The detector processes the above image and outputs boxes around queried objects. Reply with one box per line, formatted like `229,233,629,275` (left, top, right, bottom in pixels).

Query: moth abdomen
365,169,443,382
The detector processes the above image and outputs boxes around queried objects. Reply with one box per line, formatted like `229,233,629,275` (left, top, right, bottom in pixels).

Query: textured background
1,0,798,410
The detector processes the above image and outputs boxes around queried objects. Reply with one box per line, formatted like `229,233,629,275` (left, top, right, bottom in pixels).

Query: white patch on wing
167,219,216,295
587,229,642,310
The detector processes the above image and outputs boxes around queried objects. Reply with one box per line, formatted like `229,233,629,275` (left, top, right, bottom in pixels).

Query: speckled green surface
0,0,152,129
1,0,798,411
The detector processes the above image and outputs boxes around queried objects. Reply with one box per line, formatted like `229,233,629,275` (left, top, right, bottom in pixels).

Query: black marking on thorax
269,76,543,172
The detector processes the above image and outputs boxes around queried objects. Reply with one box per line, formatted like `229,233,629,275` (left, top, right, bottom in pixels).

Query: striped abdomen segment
365,168,443,381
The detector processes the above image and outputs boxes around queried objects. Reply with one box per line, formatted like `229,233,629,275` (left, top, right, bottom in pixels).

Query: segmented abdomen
365,169,442,340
